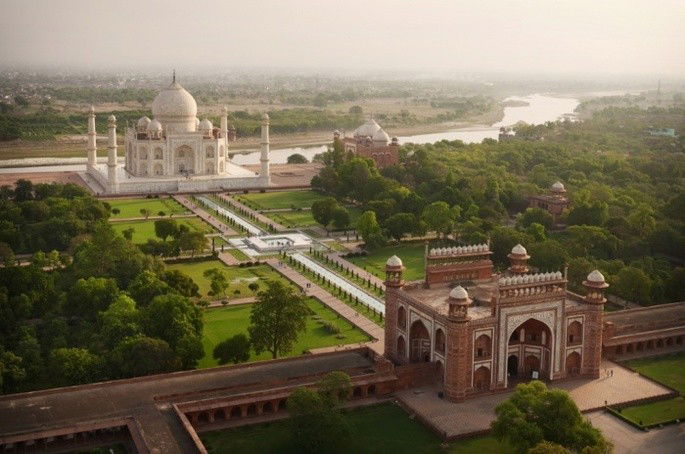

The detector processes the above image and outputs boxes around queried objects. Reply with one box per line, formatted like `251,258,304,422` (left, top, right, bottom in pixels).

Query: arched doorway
566,352,581,376
524,355,541,376
175,145,195,174
435,329,445,355
435,360,444,383
409,320,431,363
508,318,553,382
507,355,519,377
396,335,406,361
474,366,491,391
397,306,406,330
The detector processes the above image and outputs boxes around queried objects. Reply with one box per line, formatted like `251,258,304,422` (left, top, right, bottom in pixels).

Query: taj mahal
83,74,270,194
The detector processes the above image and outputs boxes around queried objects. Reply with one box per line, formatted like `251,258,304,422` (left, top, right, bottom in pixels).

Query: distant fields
111,217,214,244
106,197,188,218
199,298,370,368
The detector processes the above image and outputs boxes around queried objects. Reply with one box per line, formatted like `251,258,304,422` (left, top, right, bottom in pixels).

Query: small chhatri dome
148,119,162,132
450,285,468,300
354,118,382,138
551,181,566,192
386,255,403,267
107,114,116,124
511,243,527,255
372,128,391,144
137,116,151,128
587,269,605,283
151,80,198,120
199,118,213,130
262,113,270,121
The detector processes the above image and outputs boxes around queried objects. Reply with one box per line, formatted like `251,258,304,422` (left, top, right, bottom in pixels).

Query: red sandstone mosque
335,118,400,168
528,181,571,225
383,242,669,401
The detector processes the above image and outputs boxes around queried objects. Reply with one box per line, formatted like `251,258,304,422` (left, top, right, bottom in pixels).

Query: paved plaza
397,359,673,439
588,411,685,454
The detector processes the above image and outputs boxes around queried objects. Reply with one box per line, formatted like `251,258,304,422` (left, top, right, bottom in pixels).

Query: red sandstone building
335,118,400,168
384,242,611,402
528,181,570,225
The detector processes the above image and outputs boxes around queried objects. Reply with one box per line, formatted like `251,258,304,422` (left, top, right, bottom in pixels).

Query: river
0,93,579,173
230,93,580,165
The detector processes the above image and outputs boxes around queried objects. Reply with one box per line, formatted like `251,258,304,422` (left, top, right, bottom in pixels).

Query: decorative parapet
428,243,490,259
497,271,566,303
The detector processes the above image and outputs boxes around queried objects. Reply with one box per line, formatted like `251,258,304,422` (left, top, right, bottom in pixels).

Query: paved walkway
397,360,673,439
216,193,287,232
109,214,196,222
265,258,384,354
173,195,238,236
205,297,257,308
587,410,685,454
325,252,386,291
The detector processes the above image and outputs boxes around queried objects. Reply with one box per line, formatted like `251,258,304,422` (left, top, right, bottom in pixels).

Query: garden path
173,195,238,236
216,193,287,232
325,251,386,291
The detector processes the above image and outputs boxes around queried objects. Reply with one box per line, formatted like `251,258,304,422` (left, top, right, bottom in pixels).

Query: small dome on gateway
551,181,565,192
386,255,403,267
587,269,605,283
262,112,270,121
511,243,527,255
137,116,151,128
450,285,468,300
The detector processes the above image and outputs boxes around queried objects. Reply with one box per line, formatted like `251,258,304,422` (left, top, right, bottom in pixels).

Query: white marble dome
354,119,381,138
372,128,391,145
450,285,468,300
587,269,605,283
551,181,565,192
386,255,403,267
151,81,198,122
137,116,151,129
199,118,213,131
147,119,162,132
511,243,527,255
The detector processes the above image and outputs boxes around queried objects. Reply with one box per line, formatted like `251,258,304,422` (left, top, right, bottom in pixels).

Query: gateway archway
507,318,553,385
409,320,431,363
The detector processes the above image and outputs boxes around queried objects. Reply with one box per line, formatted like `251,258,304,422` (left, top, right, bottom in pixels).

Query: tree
287,372,352,453
162,270,200,297
140,208,151,219
356,210,385,249
517,208,554,230
49,348,104,387
0,242,15,266
613,266,652,304
111,208,120,216
31,250,48,267
422,201,454,237
203,267,229,302
529,240,568,272
0,349,26,394
287,153,309,164
527,441,571,454
141,293,204,368
384,212,416,241
66,277,119,319
126,270,172,306
14,179,34,202
154,219,178,241
567,201,608,227
331,206,350,231
98,294,141,348
213,333,251,365
109,336,180,378
348,105,363,115
122,227,135,241
311,197,338,232
177,231,207,256
248,280,309,359
491,381,609,453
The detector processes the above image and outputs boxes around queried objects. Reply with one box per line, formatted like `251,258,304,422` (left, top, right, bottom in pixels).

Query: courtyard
199,298,371,368
199,402,514,454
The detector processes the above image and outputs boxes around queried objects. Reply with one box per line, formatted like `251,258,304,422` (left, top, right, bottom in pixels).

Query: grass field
111,217,214,244
106,197,188,219
618,352,685,426
237,190,328,210
199,298,371,368
348,242,426,281
265,210,317,228
200,402,513,453
166,261,288,299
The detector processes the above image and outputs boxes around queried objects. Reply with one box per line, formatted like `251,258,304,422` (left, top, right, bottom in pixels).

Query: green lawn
266,210,317,227
199,298,371,368
200,402,513,454
617,352,685,426
111,217,215,244
237,190,328,210
348,242,427,281
166,261,288,299
106,197,188,218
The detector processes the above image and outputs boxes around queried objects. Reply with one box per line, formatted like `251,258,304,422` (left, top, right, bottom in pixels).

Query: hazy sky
1,0,683,76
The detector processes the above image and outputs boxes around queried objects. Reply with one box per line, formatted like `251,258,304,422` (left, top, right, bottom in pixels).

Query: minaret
87,105,97,171
444,285,472,402
582,270,609,378
260,113,270,185
220,106,228,139
384,255,404,362
107,115,118,193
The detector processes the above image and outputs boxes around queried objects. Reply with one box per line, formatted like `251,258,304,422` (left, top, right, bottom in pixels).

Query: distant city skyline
0,0,683,77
